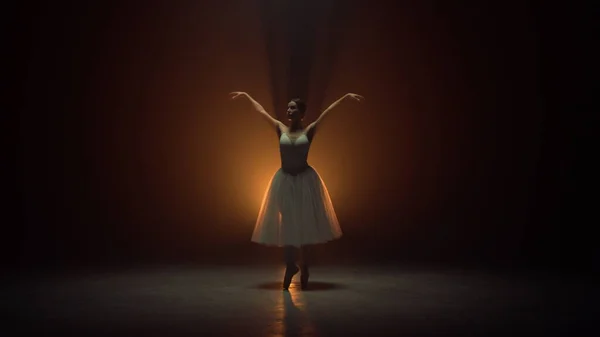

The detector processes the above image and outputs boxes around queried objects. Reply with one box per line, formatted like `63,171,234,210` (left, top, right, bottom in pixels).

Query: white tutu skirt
251,166,343,247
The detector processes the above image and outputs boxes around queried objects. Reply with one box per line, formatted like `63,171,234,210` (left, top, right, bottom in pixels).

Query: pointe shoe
300,265,309,290
283,264,299,290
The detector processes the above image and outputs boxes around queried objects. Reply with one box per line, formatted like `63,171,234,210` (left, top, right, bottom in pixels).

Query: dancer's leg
284,245,297,266
283,245,299,290
300,245,311,290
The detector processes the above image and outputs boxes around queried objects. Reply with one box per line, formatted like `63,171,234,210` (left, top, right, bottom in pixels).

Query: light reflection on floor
268,268,319,337
4,265,596,336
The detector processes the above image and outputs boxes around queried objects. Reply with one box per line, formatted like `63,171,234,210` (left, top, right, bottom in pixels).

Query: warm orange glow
19,0,547,261
168,2,415,233
87,1,417,239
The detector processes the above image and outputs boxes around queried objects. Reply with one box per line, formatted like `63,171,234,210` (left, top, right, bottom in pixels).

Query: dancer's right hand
229,91,248,99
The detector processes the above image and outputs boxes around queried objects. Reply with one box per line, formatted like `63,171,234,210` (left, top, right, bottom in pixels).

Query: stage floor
4,265,596,336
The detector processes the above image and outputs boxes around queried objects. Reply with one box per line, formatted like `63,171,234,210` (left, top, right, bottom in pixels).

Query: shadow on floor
254,281,346,291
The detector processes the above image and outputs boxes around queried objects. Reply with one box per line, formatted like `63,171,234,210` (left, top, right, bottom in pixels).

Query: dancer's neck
288,121,304,132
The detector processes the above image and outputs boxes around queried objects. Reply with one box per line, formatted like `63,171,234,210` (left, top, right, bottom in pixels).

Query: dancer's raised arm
306,93,363,132
230,91,283,129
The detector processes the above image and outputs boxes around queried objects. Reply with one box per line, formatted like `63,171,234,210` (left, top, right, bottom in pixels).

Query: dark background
13,1,596,274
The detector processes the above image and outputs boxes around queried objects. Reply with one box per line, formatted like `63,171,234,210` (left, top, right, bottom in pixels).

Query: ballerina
230,91,363,290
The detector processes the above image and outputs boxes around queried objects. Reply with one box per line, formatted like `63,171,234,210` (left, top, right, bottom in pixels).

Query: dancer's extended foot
283,264,299,290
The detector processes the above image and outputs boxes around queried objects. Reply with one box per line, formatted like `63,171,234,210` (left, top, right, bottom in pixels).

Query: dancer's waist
281,163,310,176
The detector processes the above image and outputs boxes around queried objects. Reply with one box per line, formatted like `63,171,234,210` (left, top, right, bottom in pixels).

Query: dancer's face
287,101,304,122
